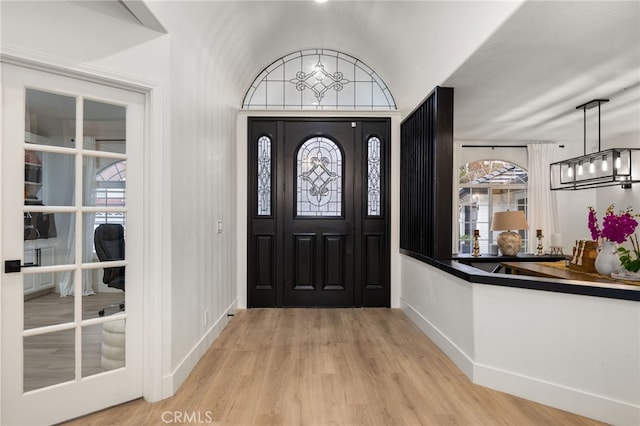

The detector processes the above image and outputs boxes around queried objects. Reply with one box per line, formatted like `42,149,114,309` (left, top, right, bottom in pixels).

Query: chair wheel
99,310,105,316
119,304,125,309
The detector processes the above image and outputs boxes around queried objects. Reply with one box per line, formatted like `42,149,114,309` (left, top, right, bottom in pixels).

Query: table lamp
491,210,528,256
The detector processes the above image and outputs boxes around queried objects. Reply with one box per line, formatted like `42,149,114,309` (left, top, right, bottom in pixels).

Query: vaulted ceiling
111,1,640,149
444,0,640,147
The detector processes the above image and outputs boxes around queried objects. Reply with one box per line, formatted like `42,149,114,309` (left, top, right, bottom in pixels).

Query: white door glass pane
24,329,75,392
85,213,126,263
82,287,125,321
87,216,125,317
297,137,343,217
24,212,74,267
25,150,75,207
83,100,126,154
24,280,74,329
25,89,76,149
82,323,105,378
82,320,125,377
84,157,126,208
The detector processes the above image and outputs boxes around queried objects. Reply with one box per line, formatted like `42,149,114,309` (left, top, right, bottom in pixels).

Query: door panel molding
293,233,316,290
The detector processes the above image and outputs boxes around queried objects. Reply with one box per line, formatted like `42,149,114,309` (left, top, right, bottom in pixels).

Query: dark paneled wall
400,86,454,260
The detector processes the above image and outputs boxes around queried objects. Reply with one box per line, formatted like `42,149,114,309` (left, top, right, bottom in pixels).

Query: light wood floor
63,309,604,426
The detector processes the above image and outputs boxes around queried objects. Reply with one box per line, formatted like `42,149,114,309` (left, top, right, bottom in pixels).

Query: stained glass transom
367,137,382,216
257,136,272,216
243,49,396,111
297,137,342,217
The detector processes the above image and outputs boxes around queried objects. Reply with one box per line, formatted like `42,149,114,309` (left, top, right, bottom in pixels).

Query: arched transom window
243,49,396,110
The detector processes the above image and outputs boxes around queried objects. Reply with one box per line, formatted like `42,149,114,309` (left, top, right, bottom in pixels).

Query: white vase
594,240,622,276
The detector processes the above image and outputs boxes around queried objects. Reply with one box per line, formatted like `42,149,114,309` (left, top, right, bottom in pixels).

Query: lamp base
497,231,522,256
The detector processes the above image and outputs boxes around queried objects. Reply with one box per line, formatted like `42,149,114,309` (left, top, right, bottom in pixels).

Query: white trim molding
165,298,238,396
1,45,158,94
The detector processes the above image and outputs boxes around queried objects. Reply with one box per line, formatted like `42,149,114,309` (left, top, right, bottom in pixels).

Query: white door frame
0,53,170,420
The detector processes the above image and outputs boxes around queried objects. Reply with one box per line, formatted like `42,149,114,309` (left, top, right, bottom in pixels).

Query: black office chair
94,224,125,316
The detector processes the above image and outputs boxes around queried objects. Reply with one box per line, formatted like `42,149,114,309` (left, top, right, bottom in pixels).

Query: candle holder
535,229,544,256
549,233,563,256
550,246,563,255
472,229,481,257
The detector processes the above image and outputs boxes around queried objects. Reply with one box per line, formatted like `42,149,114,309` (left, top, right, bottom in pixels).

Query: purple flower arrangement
587,205,638,244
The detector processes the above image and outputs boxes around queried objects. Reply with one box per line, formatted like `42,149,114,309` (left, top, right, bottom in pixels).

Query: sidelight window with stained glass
367,136,382,216
296,137,343,217
257,136,272,216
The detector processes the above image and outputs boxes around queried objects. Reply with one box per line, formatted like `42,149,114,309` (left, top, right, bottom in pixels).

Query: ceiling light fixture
550,99,639,190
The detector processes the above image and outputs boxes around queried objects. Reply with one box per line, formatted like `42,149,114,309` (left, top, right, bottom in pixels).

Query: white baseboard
400,299,474,380
401,299,640,426
165,298,238,397
474,363,640,426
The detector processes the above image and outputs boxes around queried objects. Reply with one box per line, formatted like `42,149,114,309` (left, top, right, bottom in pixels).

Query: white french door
1,64,144,425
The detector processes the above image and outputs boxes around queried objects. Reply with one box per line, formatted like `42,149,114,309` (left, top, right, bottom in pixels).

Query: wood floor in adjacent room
64,308,603,426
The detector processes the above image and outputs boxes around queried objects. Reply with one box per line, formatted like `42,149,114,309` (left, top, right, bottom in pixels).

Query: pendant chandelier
550,99,639,190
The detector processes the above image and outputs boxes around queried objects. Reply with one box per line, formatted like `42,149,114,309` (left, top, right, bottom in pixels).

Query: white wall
141,3,244,395
401,257,475,376
401,257,640,425
473,284,639,424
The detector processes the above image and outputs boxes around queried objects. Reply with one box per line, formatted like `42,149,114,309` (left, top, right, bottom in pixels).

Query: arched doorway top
242,49,397,111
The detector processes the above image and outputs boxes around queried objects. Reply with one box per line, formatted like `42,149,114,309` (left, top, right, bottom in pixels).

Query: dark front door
283,121,355,306
248,118,390,307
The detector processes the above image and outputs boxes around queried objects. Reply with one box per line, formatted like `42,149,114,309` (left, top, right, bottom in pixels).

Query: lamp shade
491,211,528,231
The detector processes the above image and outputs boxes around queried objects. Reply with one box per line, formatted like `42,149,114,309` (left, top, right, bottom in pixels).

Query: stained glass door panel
284,121,354,306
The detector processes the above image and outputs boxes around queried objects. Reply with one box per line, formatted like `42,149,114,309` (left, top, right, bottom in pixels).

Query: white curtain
527,143,560,253
58,137,97,297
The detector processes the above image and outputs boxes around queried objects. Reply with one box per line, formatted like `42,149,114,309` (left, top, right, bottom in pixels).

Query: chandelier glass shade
550,99,639,190
550,148,639,190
